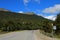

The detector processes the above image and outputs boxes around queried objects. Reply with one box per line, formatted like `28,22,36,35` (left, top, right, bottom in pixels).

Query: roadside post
52,24,56,40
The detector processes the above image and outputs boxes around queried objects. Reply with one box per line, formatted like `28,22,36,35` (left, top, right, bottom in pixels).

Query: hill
0,11,52,31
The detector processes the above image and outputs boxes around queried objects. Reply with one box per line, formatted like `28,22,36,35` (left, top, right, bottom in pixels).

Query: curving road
0,30,36,40
0,30,59,40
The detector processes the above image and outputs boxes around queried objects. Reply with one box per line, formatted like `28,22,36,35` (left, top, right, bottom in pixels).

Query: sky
0,0,60,20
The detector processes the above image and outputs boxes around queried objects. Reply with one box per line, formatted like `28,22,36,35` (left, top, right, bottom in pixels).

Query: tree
43,20,52,33
54,13,60,34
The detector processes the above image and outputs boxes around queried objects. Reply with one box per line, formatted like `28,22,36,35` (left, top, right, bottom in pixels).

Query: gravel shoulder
35,30,60,40
35,30,52,40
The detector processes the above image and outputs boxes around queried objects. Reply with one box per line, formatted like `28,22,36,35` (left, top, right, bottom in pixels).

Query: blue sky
0,0,60,20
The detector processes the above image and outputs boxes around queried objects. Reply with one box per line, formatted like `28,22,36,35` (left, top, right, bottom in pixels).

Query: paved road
0,30,59,40
0,30,36,40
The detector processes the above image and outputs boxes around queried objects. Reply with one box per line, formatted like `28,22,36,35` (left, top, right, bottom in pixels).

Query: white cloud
23,0,29,6
43,4,60,14
34,0,40,4
23,0,40,6
44,15,56,21
36,13,44,16
18,11,23,13
37,14,41,16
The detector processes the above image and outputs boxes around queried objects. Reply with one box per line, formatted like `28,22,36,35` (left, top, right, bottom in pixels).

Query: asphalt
0,30,36,40
0,30,59,40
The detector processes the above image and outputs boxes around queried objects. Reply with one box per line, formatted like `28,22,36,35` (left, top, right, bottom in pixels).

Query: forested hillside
0,11,52,32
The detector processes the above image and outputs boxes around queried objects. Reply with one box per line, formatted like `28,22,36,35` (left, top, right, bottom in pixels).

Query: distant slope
0,11,49,23
0,11,52,31
0,8,10,11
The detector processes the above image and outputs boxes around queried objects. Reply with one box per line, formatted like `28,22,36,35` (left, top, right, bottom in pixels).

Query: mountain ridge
0,11,52,31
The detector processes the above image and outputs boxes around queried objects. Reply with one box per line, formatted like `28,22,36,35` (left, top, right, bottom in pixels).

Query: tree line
0,11,52,32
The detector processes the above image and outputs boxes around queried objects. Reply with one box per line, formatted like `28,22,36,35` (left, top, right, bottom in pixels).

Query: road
0,30,36,40
0,30,59,40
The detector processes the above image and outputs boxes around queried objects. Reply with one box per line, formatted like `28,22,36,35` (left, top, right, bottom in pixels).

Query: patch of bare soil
35,30,60,40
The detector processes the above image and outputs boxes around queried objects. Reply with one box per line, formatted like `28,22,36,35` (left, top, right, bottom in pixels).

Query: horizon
0,0,60,20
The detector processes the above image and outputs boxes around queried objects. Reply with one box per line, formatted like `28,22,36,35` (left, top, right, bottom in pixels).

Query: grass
0,30,23,35
40,30,60,39
54,34,60,38
40,30,52,37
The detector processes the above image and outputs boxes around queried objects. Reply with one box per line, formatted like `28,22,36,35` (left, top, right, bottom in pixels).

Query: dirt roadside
35,30,60,40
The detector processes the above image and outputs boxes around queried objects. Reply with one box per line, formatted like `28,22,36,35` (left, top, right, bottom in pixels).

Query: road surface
0,30,36,40
0,30,59,40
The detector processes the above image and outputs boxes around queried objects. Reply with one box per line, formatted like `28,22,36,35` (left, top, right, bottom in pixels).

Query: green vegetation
54,14,60,34
0,11,52,32
54,13,60,35
40,13,60,38
0,11,60,38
